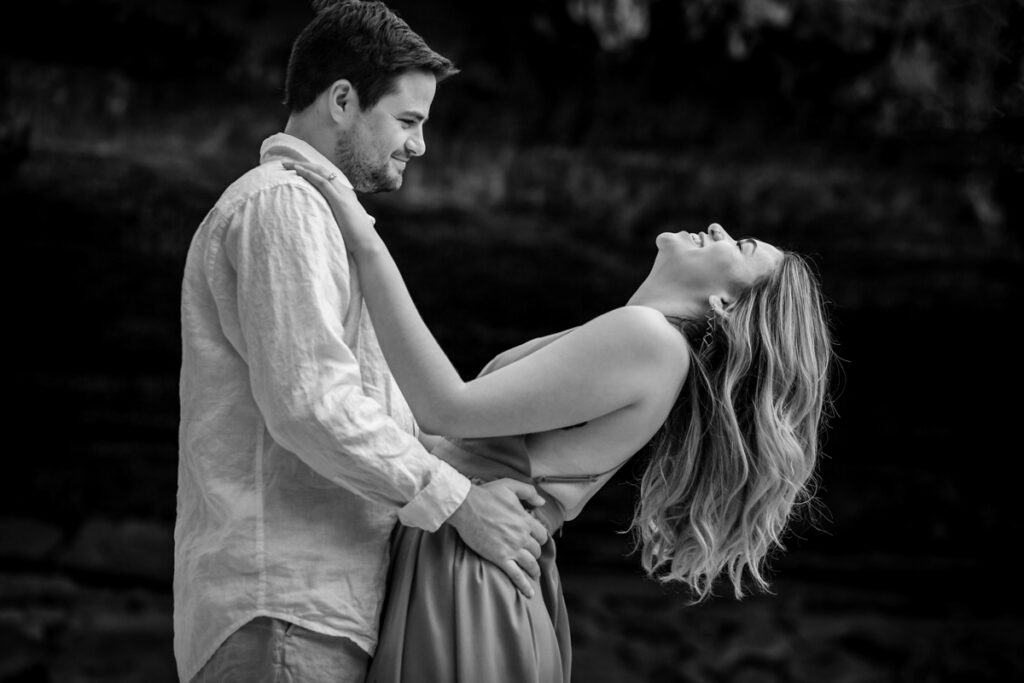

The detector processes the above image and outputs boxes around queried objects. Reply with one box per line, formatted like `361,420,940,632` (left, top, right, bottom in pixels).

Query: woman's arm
418,430,444,452
286,161,689,438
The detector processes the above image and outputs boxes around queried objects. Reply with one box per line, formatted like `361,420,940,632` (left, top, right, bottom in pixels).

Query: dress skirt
365,522,572,683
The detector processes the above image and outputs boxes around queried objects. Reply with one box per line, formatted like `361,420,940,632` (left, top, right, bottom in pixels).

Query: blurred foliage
538,0,1024,143
3,0,1020,142
569,0,651,50
678,0,1023,136
1,0,1020,275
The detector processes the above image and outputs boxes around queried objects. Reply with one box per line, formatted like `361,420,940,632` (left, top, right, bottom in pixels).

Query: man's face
334,70,436,193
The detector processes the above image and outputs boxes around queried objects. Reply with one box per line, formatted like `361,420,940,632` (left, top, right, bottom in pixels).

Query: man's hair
285,0,458,112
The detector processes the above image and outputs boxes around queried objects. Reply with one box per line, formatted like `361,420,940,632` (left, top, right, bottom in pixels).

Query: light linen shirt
174,133,471,683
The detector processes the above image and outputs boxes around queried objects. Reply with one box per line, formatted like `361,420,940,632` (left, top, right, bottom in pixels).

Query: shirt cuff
396,460,471,532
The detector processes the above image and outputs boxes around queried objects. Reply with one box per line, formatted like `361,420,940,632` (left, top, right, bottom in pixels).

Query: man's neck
284,115,335,164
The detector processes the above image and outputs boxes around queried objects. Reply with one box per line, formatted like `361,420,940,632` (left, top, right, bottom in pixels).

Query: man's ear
326,79,359,123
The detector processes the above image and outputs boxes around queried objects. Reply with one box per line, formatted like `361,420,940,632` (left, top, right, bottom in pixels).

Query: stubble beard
333,135,401,194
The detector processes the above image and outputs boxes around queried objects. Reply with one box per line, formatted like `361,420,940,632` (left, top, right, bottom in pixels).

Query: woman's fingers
282,160,329,178
282,162,348,194
283,162,372,224
284,162,319,184
287,163,331,187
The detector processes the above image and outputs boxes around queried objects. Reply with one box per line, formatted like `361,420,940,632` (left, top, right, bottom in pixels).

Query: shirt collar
259,132,354,190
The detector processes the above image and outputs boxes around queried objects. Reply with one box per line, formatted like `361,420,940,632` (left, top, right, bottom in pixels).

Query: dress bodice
430,331,623,533
433,433,615,534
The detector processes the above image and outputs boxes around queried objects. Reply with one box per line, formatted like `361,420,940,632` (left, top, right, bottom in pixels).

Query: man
174,2,548,681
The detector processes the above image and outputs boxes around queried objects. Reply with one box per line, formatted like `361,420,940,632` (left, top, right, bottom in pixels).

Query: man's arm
226,181,547,591
227,182,465,529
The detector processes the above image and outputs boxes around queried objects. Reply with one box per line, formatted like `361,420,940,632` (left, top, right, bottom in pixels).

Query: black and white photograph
1,0,1022,681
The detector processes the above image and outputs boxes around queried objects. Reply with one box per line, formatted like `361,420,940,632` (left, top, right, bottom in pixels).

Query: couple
173,1,834,682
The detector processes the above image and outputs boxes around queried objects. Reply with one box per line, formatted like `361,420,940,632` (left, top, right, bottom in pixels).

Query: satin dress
367,346,621,683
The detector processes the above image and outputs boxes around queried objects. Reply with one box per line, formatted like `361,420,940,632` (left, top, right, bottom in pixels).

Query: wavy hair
631,251,834,602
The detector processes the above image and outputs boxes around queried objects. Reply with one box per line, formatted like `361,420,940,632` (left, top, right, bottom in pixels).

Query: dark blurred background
1,0,1022,681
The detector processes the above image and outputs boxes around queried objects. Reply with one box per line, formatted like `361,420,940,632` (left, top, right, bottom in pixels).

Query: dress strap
663,314,690,335
532,462,624,485
663,314,685,327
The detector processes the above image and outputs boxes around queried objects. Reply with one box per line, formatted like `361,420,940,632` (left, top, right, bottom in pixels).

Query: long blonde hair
632,251,834,602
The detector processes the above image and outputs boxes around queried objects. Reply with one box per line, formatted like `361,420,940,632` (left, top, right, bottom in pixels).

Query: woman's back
437,305,691,522
370,307,693,683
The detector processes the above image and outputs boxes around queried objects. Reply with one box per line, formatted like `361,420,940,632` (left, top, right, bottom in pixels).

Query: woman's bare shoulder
573,305,692,378
437,305,690,437
581,305,691,361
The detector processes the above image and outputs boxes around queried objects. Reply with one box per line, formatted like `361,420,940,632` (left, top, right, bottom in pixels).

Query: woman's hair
631,251,834,602
285,1,458,112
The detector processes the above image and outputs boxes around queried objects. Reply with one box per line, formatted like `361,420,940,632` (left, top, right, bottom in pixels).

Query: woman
283,161,834,683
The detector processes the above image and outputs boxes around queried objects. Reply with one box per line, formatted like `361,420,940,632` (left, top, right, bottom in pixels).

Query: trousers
191,616,370,683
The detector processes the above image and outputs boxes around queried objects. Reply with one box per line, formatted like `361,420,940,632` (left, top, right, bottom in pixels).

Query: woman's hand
282,161,380,254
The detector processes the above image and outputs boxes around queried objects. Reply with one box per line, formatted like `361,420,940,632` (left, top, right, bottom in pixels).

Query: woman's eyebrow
738,238,758,252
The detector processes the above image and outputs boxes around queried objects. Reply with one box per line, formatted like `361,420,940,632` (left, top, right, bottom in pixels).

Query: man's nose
405,129,426,157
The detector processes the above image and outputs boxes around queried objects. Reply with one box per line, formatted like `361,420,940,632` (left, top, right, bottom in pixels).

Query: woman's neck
627,278,707,321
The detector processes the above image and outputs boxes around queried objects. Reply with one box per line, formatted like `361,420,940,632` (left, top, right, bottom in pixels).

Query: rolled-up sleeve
225,182,469,531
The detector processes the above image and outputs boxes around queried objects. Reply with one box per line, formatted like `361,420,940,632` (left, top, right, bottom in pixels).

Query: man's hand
446,479,549,597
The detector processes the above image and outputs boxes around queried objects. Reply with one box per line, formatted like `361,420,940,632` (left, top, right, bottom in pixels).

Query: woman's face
653,224,783,301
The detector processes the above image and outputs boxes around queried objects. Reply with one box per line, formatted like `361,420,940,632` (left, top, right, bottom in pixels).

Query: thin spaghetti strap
533,461,624,484
663,314,688,332
663,314,685,326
